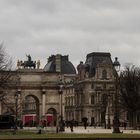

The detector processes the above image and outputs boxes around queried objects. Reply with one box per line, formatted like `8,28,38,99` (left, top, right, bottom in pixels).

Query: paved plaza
63,127,140,134
24,126,140,134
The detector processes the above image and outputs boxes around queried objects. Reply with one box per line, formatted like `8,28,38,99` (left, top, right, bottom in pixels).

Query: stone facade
0,54,76,126
0,52,129,128
65,52,121,127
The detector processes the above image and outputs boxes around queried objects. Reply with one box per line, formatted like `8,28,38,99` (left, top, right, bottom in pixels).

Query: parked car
0,115,15,129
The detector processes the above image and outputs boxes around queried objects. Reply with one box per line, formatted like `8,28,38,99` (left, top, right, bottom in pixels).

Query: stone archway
46,108,57,126
23,95,39,126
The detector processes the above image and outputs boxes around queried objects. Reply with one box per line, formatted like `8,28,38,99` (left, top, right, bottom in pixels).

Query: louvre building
0,52,138,128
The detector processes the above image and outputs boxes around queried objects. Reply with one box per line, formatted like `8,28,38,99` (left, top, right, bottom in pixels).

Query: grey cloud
0,0,140,69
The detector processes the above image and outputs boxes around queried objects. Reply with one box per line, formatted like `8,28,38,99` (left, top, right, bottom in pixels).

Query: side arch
46,108,57,126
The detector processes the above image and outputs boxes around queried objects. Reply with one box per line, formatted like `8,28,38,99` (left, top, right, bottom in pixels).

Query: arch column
42,89,46,116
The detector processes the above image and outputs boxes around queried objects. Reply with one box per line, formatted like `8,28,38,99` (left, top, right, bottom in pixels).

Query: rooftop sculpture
17,54,40,69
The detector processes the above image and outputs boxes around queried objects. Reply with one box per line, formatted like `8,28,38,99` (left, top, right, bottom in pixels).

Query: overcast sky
0,0,140,69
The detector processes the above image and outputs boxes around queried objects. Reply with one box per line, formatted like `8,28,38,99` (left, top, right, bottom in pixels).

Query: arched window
24,96,37,111
91,95,95,104
102,69,107,79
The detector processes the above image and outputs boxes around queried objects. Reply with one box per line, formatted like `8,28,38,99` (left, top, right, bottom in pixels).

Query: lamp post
58,79,65,132
113,57,121,133
14,89,21,126
56,112,59,133
14,92,18,126
88,111,90,126
107,94,111,129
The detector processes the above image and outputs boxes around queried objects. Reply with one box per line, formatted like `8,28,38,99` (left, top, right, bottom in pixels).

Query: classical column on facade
65,111,68,120
73,109,76,120
59,93,62,117
62,98,65,120
95,91,97,104
96,110,98,124
79,94,81,105
88,111,90,124
42,88,46,116
98,110,100,125
95,110,98,125
79,110,82,122
99,111,101,126
67,112,70,120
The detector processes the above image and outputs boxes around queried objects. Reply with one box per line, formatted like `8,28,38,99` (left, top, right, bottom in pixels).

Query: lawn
0,130,140,139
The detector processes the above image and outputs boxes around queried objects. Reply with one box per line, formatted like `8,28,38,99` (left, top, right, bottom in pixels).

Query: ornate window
91,83,94,89
102,69,107,79
91,95,95,104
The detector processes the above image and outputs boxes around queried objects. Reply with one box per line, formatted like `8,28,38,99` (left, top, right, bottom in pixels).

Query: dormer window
102,69,107,79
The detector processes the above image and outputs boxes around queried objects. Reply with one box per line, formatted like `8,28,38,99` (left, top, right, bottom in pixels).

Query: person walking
69,119,74,132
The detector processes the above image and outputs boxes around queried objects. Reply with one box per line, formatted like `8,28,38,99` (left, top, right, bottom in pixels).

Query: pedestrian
65,120,69,128
69,119,74,132
19,120,23,129
37,125,42,134
82,117,88,129
94,123,96,128
11,124,17,135
124,121,127,130
84,121,87,129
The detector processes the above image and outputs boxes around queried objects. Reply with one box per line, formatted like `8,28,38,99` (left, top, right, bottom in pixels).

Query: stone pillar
79,94,81,105
62,100,65,120
96,110,98,124
79,110,82,122
42,89,46,116
73,96,75,105
66,112,68,120
99,110,101,125
95,92,97,104
74,110,76,120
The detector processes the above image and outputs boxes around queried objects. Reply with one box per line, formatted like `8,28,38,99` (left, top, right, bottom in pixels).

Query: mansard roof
44,55,76,74
85,52,113,77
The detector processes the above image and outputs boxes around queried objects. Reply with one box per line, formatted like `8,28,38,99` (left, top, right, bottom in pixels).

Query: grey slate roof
85,52,113,77
44,55,76,74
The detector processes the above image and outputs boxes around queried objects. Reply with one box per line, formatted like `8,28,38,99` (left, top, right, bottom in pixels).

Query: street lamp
14,92,18,126
14,89,21,127
113,57,121,133
107,94,111,129
58,79,65,132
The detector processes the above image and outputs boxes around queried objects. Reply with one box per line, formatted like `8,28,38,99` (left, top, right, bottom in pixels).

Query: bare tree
0,43,14,114
119,64,140,128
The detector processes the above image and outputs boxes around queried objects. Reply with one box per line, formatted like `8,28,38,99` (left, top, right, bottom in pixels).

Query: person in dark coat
82,117,88,129
124,121,127,130
84,121,87,129
69,119,74,132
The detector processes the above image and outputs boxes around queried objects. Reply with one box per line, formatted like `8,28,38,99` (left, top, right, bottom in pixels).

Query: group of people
60,119,90,132
65,120,79,132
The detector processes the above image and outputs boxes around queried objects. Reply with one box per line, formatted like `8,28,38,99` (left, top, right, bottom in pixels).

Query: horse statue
21,60,36,69
20,54,36,69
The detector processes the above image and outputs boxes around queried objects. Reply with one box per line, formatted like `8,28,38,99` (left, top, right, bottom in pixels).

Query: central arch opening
23,95,39,127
